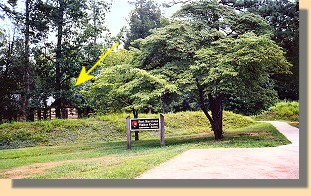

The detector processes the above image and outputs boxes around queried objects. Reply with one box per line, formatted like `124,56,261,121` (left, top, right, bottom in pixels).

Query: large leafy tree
86,49,176,140
192,33,290,139
89,64,176,117
81,49,135,114
220,0,299,100
135,0,291,139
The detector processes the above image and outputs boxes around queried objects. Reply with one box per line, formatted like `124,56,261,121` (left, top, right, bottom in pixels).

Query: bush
254,101,299,121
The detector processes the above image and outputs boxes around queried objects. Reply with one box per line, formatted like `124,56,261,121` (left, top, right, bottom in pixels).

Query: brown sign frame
126,114,165,150
130,118,160,131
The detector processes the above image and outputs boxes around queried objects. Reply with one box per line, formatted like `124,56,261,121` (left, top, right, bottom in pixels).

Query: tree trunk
55,0,64,118
43,109,47,120
196,80,223,140
133,109,139,141
19,0,31,121
43,98,48,119
208,94,223,140
38,109,42,120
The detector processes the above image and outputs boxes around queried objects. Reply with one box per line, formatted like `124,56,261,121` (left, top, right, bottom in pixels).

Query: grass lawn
0,115,290,179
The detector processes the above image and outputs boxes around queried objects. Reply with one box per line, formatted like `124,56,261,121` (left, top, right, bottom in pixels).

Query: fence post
160,114,165,147
126,116,131,150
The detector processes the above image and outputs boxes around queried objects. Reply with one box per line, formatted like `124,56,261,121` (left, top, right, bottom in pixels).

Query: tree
0,0,51,121
85,49,176,140
89,64,176,116
123,0,162,49
220,0,299,100
0,0,112,121
30,43,55,120
0,0,31,121
135,1,291,139
87,64,176,140
192,33,291,139
80,49,134,114
19,0,31,121
46,0,110,118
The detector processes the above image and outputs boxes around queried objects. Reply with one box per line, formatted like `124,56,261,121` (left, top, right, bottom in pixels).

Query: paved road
137,121,299,179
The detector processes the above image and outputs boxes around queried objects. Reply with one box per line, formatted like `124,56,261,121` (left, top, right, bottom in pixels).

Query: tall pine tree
124,0,162,49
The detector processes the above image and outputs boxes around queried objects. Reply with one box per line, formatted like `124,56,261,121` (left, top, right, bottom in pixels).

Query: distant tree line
0,0,112,122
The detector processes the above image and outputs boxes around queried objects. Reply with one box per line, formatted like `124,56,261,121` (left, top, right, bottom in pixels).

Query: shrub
254,101,299,121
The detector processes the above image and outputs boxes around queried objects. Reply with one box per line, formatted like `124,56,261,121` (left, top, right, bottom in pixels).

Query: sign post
160,114,165,147
126,116,131,150
126,115,165,150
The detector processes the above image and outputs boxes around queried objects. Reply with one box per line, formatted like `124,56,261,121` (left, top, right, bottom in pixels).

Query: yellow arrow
75,41,120,86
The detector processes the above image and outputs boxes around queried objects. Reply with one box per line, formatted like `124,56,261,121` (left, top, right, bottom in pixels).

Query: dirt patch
2,161,65,179
2,156,119,179
237,131,270,137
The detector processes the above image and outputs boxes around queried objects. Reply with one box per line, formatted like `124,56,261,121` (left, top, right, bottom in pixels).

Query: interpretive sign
130,118,160,130
126,114,165,150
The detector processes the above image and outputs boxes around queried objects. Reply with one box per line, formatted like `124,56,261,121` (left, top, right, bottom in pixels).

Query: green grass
0,118,125,149
0,122,290,179
253,101,299,122
0,111,254,149
0,111,291,179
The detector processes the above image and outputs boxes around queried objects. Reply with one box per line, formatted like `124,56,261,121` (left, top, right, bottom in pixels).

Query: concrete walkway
137,121,299,179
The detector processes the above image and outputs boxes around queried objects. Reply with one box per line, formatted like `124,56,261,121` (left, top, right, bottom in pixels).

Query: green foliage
223,92,277,116
193,33,291,96
24,0,112,119
254,101,299,122
124,0,162,49
134,0,292,138
220,0,299,100
86,63,177,114
175,0,271,36
135,1,288,108
1,0,113,121
136,21,201,70
100,49,134,68
1,0,299,127
139,2,289,99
